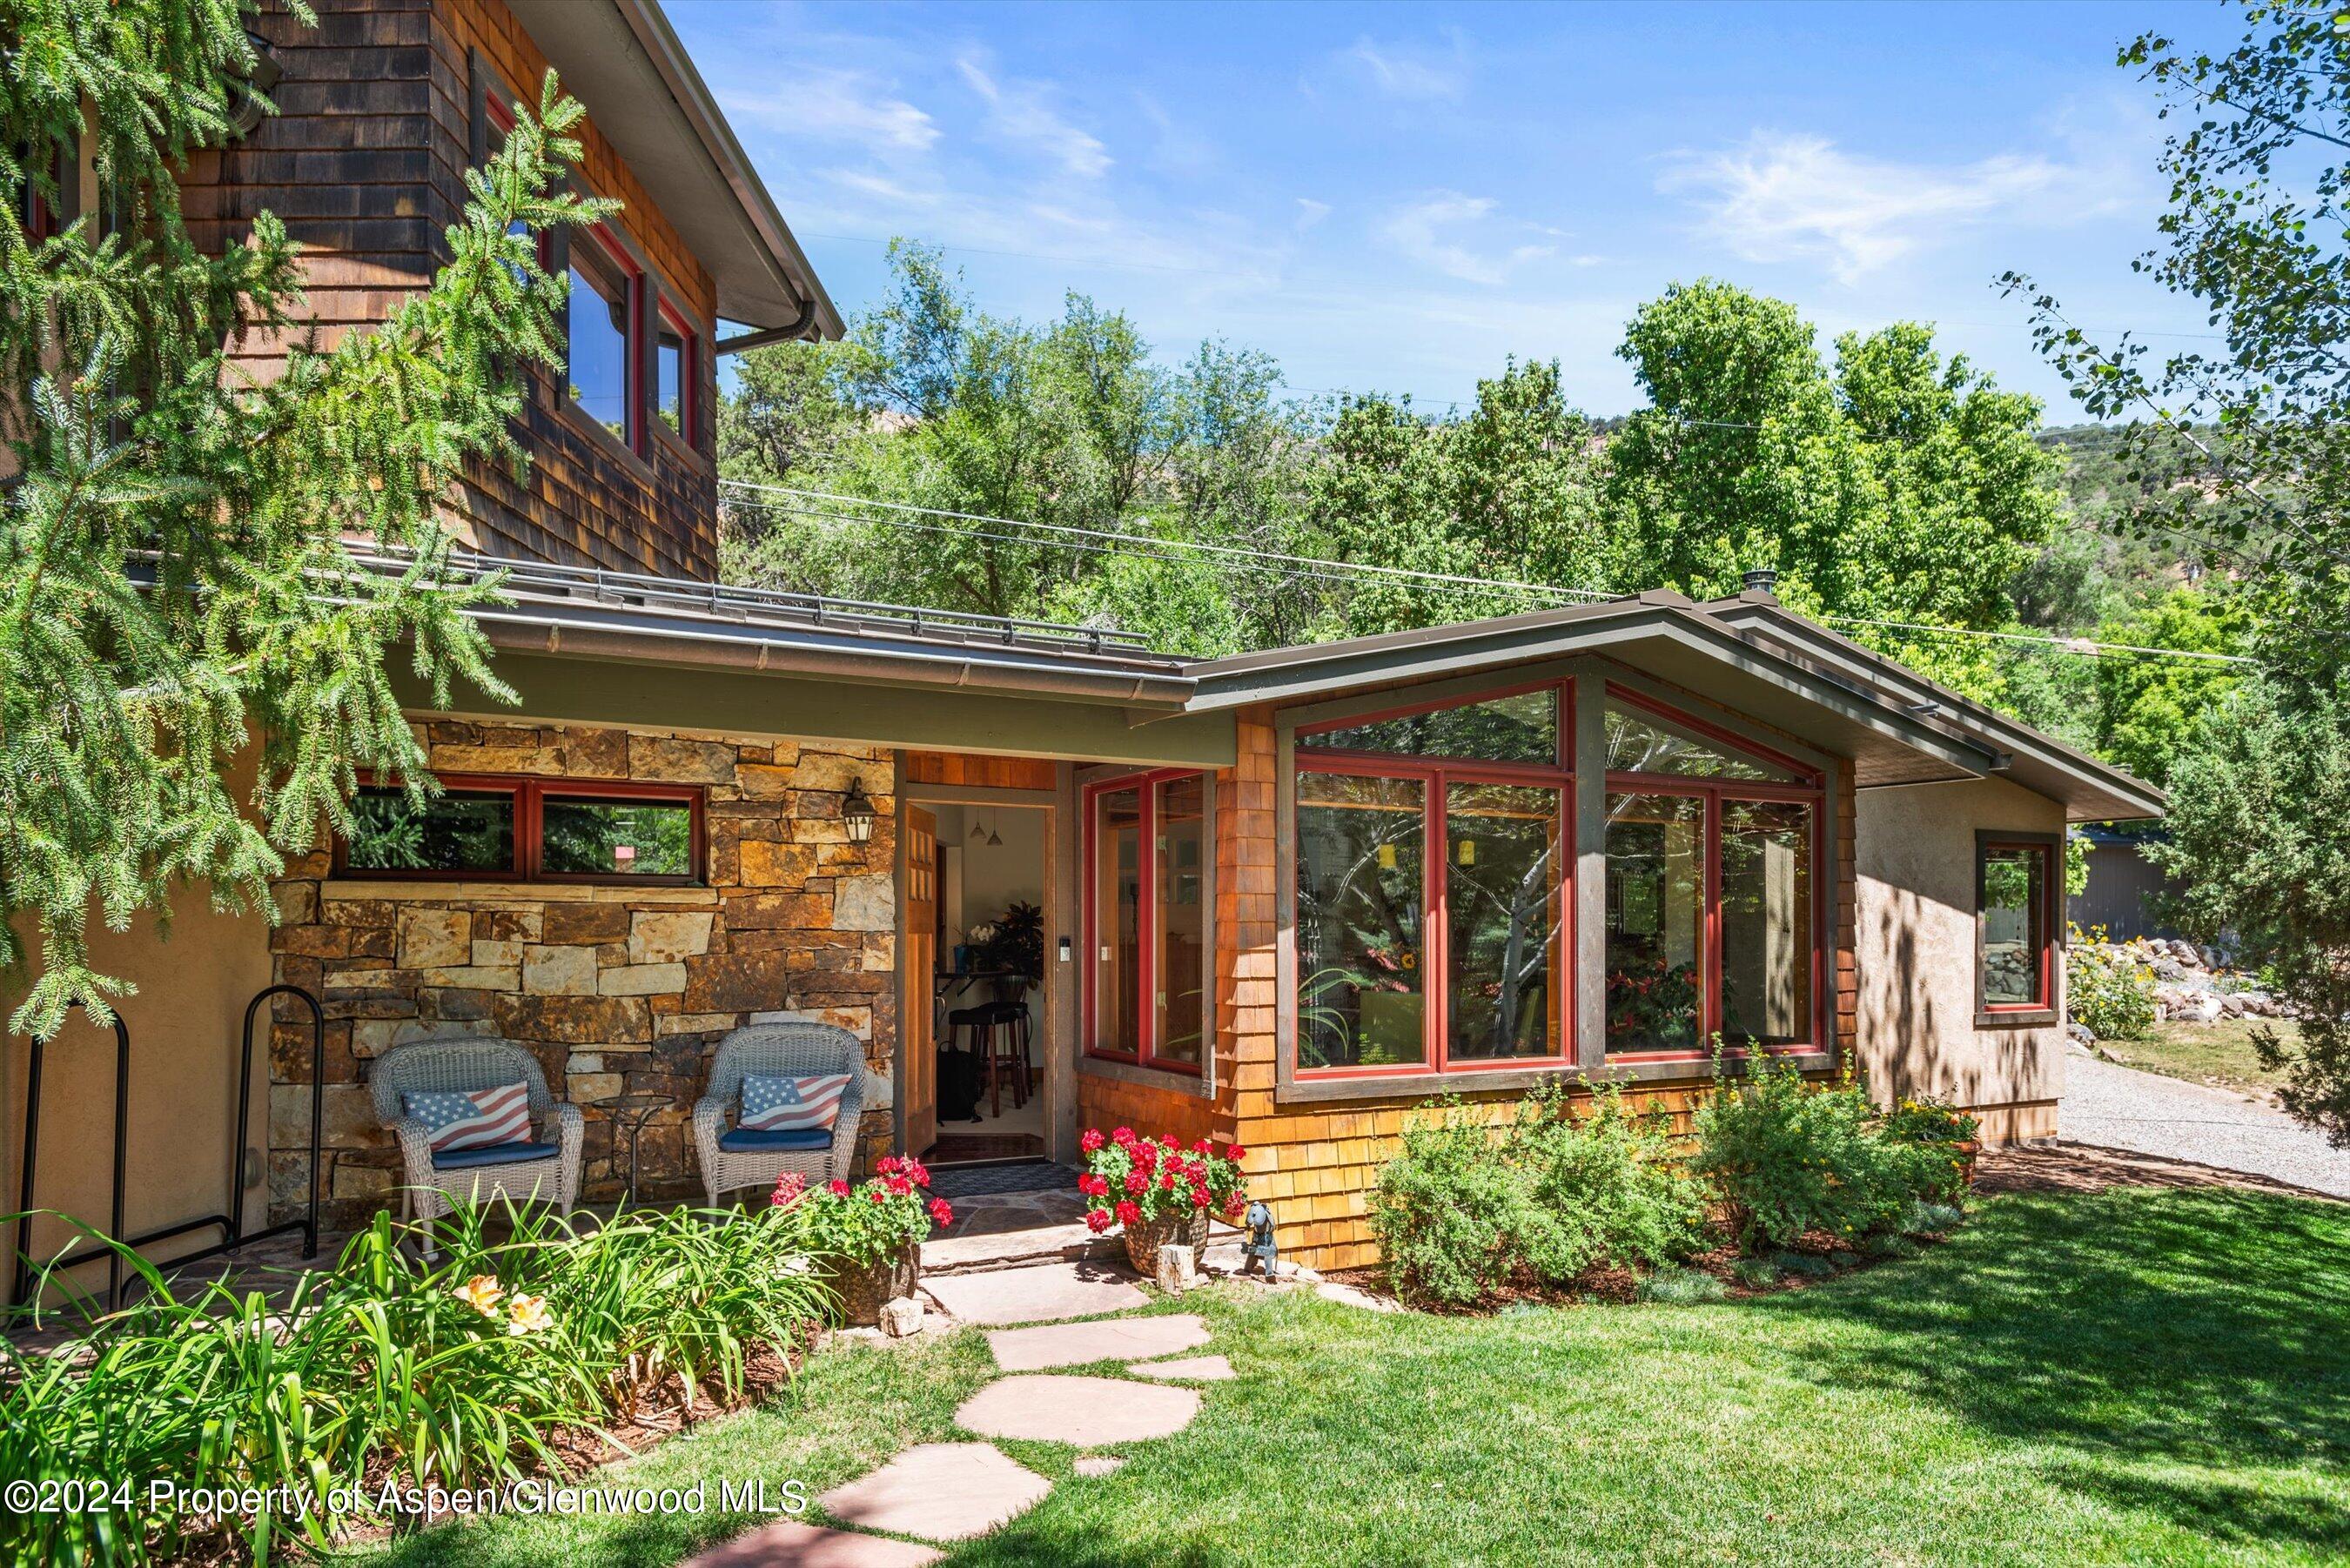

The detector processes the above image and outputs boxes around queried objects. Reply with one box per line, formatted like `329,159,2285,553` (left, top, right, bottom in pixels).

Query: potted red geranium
773,1156,953,1325
1075,1127,1248,1275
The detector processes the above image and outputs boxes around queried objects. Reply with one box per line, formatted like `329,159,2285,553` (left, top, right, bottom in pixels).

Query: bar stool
947,1002,1030,1117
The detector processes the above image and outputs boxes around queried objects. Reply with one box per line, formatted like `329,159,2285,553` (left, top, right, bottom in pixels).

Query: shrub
1635,1266,1728,1304
1514,1081,1711,1279
1903,1201,1966,1236
1731,1256,1782,1290
1,1200,831,1566
1073,1127,1248,1236
1690,1055,1946,1255
2066,922,2159,1041
1367,1107,1534,1308
1879,1096,1981,1203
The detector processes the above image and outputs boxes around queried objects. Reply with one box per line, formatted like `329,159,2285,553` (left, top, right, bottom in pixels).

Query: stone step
921,1223,1121,1276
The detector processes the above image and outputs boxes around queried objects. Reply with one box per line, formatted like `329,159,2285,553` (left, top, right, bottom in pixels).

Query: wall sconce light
842,778,877,843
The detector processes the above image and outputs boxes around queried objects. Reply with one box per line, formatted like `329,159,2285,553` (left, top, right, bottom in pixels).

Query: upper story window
656,301,697,445
339,775,703,886
567,227,641,453
1977,834,2058,1024
1602,691,1822,1057
1084,771,1212,1075
1293,682,1570,1076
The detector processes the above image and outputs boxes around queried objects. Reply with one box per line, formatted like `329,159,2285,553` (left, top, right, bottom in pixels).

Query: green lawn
2098,1018,2299,1096
348,1185,2350,1566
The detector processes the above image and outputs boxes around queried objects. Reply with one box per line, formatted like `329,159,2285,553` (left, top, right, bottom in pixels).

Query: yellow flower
455,1275,504,1317
506,1292,554,1336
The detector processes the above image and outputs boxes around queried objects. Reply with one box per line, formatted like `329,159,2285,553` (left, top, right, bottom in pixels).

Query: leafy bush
1635,1265,1728,1304
1690,1056,1946,1255
1367,1109,1534,1308
1879,1096,1981,1203
1513,1081,1711,1280
1368,1084,1706,1308
2066,922,2159,1041
2,1200,830,1566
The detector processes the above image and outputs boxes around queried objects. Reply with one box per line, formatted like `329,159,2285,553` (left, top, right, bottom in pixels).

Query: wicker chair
693,1023,866,1206
371,1037,582,1228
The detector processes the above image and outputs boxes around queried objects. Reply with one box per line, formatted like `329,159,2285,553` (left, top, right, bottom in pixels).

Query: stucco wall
1854,775,2066,1142
3,887,272,1304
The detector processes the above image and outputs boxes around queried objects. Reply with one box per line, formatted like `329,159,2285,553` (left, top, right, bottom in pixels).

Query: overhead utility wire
718,478,1609,603
723,482,2251,667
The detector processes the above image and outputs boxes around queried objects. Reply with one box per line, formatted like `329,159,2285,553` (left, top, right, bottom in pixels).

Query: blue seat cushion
719,1126,834,1153
432,1140,560,1171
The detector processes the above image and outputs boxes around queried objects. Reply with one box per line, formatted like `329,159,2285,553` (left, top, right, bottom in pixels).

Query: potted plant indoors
1076,1128,1249,1275
772,1157,953,1324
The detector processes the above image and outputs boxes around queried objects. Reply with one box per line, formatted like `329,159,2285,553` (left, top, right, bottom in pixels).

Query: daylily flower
455,1275,504,1317
506,1292,553,1336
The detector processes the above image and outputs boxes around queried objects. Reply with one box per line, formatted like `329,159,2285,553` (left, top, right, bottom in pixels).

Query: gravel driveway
2061,1045,2350,1199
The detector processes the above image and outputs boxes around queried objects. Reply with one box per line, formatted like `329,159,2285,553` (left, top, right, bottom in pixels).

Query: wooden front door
903,806,939,1156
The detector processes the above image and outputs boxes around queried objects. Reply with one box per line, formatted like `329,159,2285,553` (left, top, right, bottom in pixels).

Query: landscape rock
879,1295,924,1337
1156,1243,1199,1294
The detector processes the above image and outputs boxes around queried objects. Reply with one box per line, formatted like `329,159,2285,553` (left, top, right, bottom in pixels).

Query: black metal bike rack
10,986,324,1311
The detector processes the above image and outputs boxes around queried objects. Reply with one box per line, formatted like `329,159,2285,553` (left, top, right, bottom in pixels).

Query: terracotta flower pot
1122,1211,1211,1277
823,1241,919,1326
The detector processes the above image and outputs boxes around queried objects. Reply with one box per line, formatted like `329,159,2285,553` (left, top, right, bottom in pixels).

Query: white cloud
1380,191,1555,286
1658,131,2116,283
1294,198,1332,232
957,56,1111,178
1343,34,1468,100
721,69,937,154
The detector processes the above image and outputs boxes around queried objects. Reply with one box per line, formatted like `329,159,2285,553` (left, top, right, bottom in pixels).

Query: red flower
885,1175,912,1196
1124,1170,1148,1195
770,1172,809,1208
867,1187,888,1204
876,1155,902,1176
1080,1128,1106,1153
1159,1171,1177,1191
1078,1173,1109,1198
1133,1142,1158,1170
1225,1144,1246,1163
903,1158,930,1188
1114,1200,1141,1226
1190,1185,1212,1209
929,1197,954,1228
1111,1126,1136,1146
828,1179,851,1196
1161,1134,1181,1150
1224,1194,1247,1219
1085,1207,1113,1234
1191,1138,1211,1154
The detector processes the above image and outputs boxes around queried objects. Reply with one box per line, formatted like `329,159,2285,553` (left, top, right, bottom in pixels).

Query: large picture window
1084,770,1212,1074
1602,690,1822,1057
1294,682,1570,1076
338,776,702,886
1977,834,2058,1023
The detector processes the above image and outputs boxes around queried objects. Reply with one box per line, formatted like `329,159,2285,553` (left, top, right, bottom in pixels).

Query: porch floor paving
919,1259,1148,1325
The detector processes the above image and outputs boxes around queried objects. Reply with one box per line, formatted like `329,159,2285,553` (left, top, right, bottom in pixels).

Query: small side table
590,1091,672,1206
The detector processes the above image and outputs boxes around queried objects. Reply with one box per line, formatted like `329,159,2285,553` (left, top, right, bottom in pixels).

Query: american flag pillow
404,1082,534,1155
740,1073,851,1134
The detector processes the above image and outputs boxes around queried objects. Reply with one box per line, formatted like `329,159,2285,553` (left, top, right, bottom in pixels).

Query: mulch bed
1975,1139,2345,1203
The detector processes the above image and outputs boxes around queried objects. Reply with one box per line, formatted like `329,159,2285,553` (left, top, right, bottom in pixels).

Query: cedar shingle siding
181,0,724,580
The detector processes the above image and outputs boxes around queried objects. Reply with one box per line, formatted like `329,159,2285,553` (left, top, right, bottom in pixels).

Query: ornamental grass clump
1,1199,831,1566
1074,1127,1249,1236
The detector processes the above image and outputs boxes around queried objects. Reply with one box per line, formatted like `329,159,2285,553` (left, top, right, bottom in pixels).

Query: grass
346,1185,2350,1566
2098,1017,2300,1096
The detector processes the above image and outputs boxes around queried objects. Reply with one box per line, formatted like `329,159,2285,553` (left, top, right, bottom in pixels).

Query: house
0,0,2164,1290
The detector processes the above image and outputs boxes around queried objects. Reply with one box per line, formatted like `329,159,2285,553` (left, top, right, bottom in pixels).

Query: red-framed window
1083,769,1211,1075
564,222,646,457
655,298,700,451
1292,680,1573,1077
335,774,704,886
1977,834,2058,1023
1601,687,1825,1059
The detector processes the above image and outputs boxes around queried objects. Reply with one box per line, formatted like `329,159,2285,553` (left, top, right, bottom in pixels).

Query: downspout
715,291,821,357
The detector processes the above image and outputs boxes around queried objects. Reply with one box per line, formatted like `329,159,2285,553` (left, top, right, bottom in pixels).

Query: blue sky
670,0,2235,419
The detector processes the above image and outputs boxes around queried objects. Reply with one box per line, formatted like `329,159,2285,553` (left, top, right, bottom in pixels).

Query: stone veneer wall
265,721,896,1226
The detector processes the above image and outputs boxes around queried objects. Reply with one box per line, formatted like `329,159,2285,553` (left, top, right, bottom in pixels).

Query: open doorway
920,801,1050,1165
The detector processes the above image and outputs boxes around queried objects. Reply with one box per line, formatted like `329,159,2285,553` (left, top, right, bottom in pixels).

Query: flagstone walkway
685,1260,1249,1565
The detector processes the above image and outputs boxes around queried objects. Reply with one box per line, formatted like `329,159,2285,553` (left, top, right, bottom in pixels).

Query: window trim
652,294,704,459
1974,830,2062,1027
562,221,648,459
1290,679,1577,1081
1081,767,1213,1077
1601,685,1828,1062
334,773,705,888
